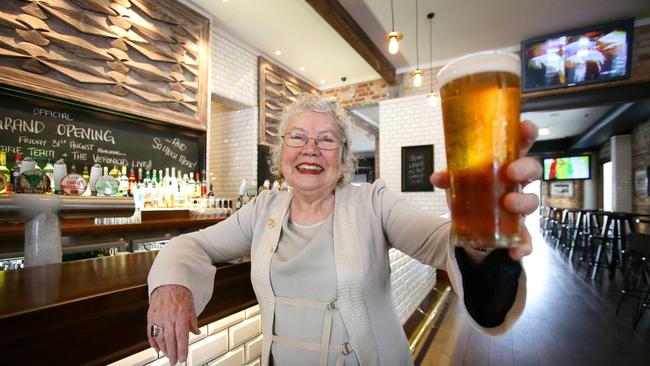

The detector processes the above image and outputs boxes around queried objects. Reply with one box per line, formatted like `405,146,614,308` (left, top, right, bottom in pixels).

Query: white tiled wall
208,27,259,199
211,32,257,108
378,94,449,215
109,304,263,366
611,135,632,212
390,249,437,324
209,101,258,199
378,94,446,323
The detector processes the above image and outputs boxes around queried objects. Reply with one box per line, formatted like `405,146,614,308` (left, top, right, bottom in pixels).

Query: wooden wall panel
258,57,320,146
0,0,209,130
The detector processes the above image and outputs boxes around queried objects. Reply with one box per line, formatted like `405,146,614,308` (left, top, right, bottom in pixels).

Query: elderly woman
147,94,541,366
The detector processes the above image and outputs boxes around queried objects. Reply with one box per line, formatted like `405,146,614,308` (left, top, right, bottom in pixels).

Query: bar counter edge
0,252,256,365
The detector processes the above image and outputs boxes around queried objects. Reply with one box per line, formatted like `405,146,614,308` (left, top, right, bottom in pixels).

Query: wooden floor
419,215,650,366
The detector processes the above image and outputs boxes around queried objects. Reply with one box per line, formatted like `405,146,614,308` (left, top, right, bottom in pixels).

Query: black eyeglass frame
281,133,346,150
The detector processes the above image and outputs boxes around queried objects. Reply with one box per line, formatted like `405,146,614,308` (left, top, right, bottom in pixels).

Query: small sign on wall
550,181,574,198
634,167,649,197
401,145,434,192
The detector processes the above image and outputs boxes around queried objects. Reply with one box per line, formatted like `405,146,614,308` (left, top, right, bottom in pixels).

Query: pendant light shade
385,31,403,54
412,69,423,87
385,0,403,54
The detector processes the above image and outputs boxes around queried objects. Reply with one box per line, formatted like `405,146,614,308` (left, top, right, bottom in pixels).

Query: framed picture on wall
550,181,574,198
401,145,434,192
634,167,649,197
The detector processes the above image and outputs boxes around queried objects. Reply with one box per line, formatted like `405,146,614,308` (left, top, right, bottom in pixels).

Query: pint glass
437,51,522,249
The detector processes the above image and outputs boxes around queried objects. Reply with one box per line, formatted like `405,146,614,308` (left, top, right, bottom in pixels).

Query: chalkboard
401,145,434,192
0,88,205,174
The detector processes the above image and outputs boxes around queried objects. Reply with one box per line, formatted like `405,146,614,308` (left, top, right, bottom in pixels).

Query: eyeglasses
282,131,345,150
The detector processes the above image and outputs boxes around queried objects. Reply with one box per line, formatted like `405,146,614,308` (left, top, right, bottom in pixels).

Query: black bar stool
616,232,650,328
587,211,613,280
573,209,598,269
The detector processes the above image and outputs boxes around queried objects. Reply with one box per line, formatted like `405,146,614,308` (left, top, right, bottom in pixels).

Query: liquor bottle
109,165,120,178
70,163,78,174
208,183,216,208
188,173,196,198
144,168,151,186
118,166,129,197
81,165,90,182
137,167,144,184
226,200,233,217
103,166,109,177
201,170,207,197
194,172,201,197
0,152,10,194
43,158,54,193
11,153,23,193
128,167,137,197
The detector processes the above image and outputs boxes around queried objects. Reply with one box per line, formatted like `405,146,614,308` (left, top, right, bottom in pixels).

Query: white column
610,135,632,212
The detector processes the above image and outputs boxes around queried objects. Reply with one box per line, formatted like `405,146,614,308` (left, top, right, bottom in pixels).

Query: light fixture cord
390,0,395,31
429,13,433,92
415,0,419,68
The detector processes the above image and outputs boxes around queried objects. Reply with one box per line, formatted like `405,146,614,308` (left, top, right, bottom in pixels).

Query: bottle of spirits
137,167,144,184
201,170,207,197
128,167,137,197
0,152,10,194
109,165,120,178
11,153,23,193
70,163,78,174
43,158,55,193
118,166,129,197
208,183,216,209
82,165,90,182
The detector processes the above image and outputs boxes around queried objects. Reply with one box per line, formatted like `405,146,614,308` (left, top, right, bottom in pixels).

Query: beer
438,52,521,249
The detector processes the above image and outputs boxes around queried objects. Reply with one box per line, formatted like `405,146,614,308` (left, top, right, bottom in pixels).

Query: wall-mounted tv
522,19,634,93
543,155,591,181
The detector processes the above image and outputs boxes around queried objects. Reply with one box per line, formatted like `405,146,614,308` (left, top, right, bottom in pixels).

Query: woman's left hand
430,120,543,261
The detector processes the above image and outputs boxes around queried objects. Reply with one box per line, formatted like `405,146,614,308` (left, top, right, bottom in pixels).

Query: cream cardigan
148,180,526,366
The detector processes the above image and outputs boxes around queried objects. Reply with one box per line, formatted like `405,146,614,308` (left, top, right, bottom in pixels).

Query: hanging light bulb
426,91,437,105
384,0,403,54
412,69,423,87
386,32,402,54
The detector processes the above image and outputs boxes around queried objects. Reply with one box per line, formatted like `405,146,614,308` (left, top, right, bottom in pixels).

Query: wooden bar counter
0,252,256,365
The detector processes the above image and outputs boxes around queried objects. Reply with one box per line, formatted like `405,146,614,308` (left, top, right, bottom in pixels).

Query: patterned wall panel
258,57,319,147
0,0,209,130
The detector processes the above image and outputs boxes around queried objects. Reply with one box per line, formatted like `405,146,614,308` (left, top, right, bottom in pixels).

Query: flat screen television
543,155,591,181
521,19,634,92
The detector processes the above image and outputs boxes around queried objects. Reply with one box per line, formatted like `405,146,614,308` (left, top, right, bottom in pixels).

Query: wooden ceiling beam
305,0,397,85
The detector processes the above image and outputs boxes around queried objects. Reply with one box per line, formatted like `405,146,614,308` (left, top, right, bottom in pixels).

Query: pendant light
426,12,436,103
384,0,403,54
411,0,423,87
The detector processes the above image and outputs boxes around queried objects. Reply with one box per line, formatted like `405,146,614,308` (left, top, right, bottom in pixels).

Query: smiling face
281,111,343,195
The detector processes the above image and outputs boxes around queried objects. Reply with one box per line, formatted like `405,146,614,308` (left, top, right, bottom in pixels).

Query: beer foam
437,51,520,88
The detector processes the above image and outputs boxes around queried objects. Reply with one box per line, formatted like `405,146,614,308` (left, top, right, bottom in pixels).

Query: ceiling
190,0,650,153
522,105,613,141
193,0,650,89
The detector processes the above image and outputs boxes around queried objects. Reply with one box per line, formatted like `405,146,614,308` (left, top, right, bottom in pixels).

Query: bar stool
555,209,580,255
587,211,613,280
551,209,569,249
615,232,650,329
573,209,598,269
539,206,551,234
543,207,561,241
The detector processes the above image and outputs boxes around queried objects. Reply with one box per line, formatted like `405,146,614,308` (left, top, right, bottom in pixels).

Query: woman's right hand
147,284,200,365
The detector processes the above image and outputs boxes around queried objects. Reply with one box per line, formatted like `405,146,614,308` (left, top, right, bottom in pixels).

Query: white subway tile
207,346,245,366
245,334,263,362
189,331,228,366
229,315,262,348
